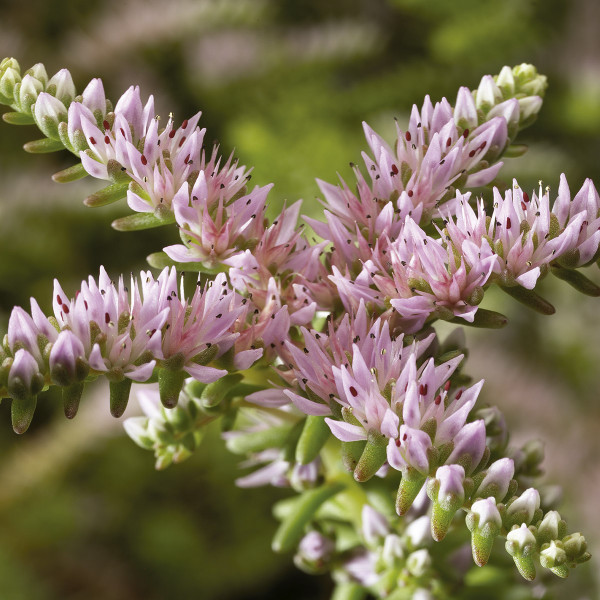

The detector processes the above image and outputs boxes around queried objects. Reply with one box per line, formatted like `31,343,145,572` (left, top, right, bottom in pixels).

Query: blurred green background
0,0,599,597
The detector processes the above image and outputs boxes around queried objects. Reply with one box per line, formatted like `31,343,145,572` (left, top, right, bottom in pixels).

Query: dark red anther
506,217,512,229
56,294,63,305
103,120,110,130
84,300,88,310
120,128,126,137
463,129,469,138
469,149,476,157
434,395,442,405
105,312,110,324
391,164,399,175
419,383,428,396
408,190,414,197
104,135,110,144
523,191,530,203
141,155,148,165
455,389,463,400
405,131,412,142
169,129,176,139
403,433,408,441
349,386,358,397
395,438,401,447
446,137,452,147
62,305,70,314
521,201,527,210
181,119,188,129
480,141,487,150
444,380,451,392
179,136,186,147
185,154,190,164
89,137,96,145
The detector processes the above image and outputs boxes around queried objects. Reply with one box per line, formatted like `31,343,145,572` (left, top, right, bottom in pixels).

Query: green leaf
109,378,133,418
11,395,37,434
295,415,331,465
272,482,345,553
52,162,88,183
551,265,600,296
23,137,65,153
63,381,85,419
450,308,508,328
112,211,175,231
2,110,35,125
500,285,555,315
84,181,129,207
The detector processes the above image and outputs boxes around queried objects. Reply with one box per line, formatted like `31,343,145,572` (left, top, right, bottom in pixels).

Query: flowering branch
0,57,594,598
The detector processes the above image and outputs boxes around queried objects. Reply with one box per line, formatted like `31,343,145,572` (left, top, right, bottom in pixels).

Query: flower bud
446,420,487,474
18,74,44,113
8,349,44,401
475,75,502,112
539,540,568,578
49,330,88,386
47,68,76,105
505,523,538,580
506,488,540,527
34,92,68,140
0,67,20,103
406,549,431,577
454,87,478,130
536,510,566,546
25,63,48,86
476,457,514,501
518,96,543,124
495,65,515,97
466,497,502,566
513,63,547,96
427,464,465,541
562,532,589,563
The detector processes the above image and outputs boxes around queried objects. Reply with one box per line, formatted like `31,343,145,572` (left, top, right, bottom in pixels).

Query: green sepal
158,368,186,409
11,395,37,434
502,143,528,158
396,468,427,516
112,212,175,231
226,424,292,455
295,415,331,465
500,285,555,315
549,564,569,578
23,137,65,153
84,181,129,208
200,373,243,408
63,381,85,419
354,432,388,482
450,308,508,328
109,378,133,418
551,265,600,296
2,111,35,125
341,439,366,471
52,162,88,183
471,528,498,567
271,482,345,553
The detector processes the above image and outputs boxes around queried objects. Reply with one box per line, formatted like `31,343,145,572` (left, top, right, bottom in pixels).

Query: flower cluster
0,57,594,598
0,268,258,431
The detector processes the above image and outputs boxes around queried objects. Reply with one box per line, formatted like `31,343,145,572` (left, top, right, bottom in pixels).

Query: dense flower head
443,181,585,289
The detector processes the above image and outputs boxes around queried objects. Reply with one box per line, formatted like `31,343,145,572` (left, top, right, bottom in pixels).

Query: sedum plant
0,56,594,598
